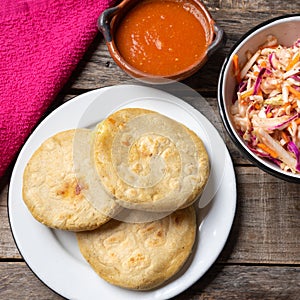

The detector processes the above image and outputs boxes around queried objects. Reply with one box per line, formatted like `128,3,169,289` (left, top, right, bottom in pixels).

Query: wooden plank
0,262,63,300
66,7,297,91
1,167,299,263
0,186,19,259
0,262,299,299
177,264,300,300
203,0,299,12
221,167,300,264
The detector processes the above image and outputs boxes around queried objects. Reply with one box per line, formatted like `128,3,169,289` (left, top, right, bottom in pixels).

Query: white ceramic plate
8,85,236,300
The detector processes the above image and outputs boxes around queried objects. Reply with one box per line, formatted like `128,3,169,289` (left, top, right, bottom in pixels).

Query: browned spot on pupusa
56,180,84,199
174,213,184,226
108,117,116,125
75,183,82,195
129,253,145,263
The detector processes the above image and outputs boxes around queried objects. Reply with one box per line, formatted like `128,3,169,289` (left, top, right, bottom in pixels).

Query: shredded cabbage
287,141,300,172
231,35,300,173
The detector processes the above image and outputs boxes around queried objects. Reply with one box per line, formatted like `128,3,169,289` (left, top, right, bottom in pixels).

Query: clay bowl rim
98,0,224,83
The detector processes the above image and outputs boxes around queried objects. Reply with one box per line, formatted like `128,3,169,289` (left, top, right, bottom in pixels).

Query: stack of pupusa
22,107,210,290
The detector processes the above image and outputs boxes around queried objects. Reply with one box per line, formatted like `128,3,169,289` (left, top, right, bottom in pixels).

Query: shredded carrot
240,88,254,100
260,61,267,68
286,52,300,71
254,103,261,110
281,131,290,143
257,89,263,97
231,36,300,174
257,143,278,158
292,101,298,109
288,85,300,99
288,118,300,129
259,44,279,50
232,54,241,83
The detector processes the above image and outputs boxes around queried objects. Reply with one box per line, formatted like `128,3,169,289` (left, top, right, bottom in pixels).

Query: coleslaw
231,36,300,173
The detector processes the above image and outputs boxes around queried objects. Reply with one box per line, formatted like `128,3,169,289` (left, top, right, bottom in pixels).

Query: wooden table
1,0,299,299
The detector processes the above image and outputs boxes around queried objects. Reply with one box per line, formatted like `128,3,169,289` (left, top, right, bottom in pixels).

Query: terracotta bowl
98,0,224,83
218,14,300,183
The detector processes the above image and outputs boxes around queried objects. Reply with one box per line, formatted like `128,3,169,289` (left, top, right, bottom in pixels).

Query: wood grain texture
1,1,299,299
174,264,300,300
2,167,299,263
65,4,298,91
0,262,63,300
0,262,299,300
0,186,19,259
222,167,300,264
203,0,299,12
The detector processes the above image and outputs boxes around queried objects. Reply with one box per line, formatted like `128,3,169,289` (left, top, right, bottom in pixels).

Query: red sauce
115,0,208,76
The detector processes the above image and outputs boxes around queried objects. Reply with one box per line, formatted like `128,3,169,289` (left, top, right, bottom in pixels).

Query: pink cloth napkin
0,0,114,179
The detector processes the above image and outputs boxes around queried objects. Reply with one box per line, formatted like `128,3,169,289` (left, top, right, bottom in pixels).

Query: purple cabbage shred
287,141,300,172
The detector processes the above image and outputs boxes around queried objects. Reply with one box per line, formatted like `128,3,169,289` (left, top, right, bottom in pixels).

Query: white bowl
218,14,300,183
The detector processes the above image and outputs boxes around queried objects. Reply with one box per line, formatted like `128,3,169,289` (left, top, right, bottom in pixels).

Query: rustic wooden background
1,0,299,299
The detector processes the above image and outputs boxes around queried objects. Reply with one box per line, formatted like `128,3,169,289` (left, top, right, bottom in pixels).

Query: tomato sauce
115,0,208,76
